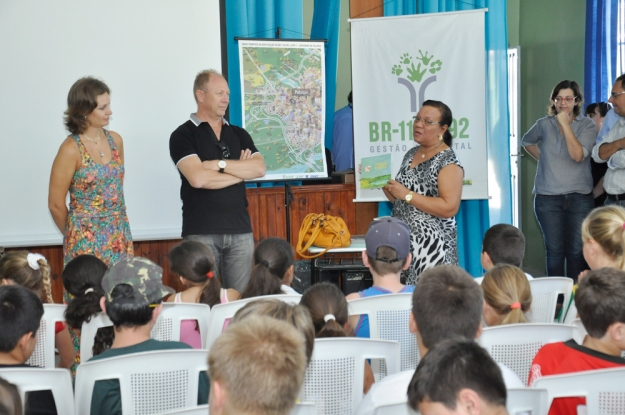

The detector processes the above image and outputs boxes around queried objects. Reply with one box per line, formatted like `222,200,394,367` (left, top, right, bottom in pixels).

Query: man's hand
240,149,253,160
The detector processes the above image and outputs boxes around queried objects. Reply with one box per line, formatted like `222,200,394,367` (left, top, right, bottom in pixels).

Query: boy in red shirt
528,267,625,414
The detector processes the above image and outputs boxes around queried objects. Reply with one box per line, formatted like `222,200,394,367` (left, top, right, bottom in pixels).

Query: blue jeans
534,193,594,281
184,233,254,292
604,195,625,208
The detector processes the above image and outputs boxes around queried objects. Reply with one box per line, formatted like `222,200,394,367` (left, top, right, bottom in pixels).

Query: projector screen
0,0,223,247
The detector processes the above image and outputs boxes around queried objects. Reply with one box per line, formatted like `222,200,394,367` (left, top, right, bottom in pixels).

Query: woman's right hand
48,137,80,233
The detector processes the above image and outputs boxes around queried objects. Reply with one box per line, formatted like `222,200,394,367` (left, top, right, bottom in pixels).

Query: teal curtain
384,0,417,16
379,0,511,276
311,0,342,149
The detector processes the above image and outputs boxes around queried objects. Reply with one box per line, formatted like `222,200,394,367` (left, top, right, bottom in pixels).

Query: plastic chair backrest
151,303,210,347
291,402,317,415
25,304,67,368
348,294,418,373
526,277,573,323
80,312,114,362
301,338,400,415
75,349,208,415
506,388,549,415
571,318,587,344
373,401,419,415
205,294,301,350
532,367,625,413
477,323,578,384
155,404,208,415
0,368,75,415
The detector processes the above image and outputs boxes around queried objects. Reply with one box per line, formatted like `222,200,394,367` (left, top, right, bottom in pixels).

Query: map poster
238,40,327,181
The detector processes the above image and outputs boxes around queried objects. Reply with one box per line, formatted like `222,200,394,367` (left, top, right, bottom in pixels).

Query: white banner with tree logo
350,10,488,201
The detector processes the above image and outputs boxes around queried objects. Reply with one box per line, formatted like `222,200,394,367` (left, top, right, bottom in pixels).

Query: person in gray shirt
522,80,596,282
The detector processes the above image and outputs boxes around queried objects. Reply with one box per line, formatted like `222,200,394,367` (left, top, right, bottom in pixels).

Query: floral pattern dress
392,146,462,285
63,131,133,375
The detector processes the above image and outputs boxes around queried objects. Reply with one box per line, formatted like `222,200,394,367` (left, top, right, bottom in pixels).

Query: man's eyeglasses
554,97,576,104
609,91,625,100
216,142,230,159
413,116,440,125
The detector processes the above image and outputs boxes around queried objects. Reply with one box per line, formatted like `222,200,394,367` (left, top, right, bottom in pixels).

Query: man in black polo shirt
169,69,266,292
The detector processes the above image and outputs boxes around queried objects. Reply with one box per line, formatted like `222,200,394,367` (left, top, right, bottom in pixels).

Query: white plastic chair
301,338,400,415
477,323,578,384
81,303,211,361
0,367,75,415
532,367,625,414
373,401,418,415
348,293,419,374
205,294,302,350
156,404,208,414
25,304,67,368
291,402,317,415
75,349,209,415
526,277,573,323
571,318,587,344
152,303,210,347
506,388,549,415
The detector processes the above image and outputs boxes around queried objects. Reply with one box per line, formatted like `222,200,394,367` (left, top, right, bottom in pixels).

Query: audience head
575,267,625,341
62,255,108,329
364,217,412,276
193,69,223,103
0,285,43,362
232,299,314,363
481,265,531,326
0,251,52,304
611,74,625,117
421,100,454,146
64,76,111,134
0,377,22,415
581,206,625,271
549,79,583,116
241,238,294,299
101,257,173,329
408,338,507,415
481,224,525,269
168,241,222,307
585,102,611,132
300,282,350,338
208,315,307,415
412,265,483,353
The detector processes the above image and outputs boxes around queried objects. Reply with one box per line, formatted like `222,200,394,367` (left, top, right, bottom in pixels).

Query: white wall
0,0,222,247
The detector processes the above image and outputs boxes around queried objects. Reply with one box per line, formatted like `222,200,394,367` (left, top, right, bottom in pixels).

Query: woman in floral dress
48,77,133,374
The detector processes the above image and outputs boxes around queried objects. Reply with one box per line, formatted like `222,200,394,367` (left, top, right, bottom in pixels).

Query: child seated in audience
408,338,509,415
0,285,57,415
89,257,209,415
62,255,111,374
355,265,523,415
240,237,299,298
0,251,74,369
231,299,314,363
347,217,414,338
475,223,531,283
300,282,375,393
208,315,307,415
482,264,532,327
167,241,240,347
528,267,625,415
0,377,22,415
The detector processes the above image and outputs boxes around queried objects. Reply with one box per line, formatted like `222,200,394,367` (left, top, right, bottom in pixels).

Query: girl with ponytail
62,254,110,374
0,251,75,369
167,241,240,347
581,205,625,272
300,283,375,393
240,237,298,299
482,264,532,326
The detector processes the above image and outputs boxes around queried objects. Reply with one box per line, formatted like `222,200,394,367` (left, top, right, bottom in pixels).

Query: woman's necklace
419,141,444,159
83,132,105,158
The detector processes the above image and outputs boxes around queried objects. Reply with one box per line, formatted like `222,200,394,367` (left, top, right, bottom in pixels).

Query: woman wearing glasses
521,80,596,281
383,100,463,284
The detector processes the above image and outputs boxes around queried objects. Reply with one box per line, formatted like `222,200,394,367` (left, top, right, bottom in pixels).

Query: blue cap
365,217,411,262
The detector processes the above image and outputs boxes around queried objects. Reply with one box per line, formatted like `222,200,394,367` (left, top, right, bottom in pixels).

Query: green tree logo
391,50,442,112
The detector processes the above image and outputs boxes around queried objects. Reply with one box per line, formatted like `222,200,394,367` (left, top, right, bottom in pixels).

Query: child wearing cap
347,217,414,338
88,257,209,415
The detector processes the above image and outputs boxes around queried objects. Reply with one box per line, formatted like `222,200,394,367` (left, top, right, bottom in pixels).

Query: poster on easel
238,39,327,181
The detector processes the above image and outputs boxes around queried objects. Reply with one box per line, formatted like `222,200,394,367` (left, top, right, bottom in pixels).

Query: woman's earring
438,134,443,141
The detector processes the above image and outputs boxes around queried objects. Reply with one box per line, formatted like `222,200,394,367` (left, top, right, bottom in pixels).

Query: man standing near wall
332,91,354,172
593,74,625,207
169,70,266,292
